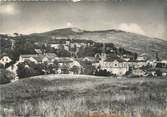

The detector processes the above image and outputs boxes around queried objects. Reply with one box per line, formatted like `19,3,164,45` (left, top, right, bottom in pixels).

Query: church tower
101,43,106,62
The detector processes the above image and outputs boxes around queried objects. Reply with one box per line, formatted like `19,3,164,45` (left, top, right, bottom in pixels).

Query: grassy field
0,74,167,117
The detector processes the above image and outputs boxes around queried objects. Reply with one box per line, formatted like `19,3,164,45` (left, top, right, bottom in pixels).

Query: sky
0,0,166,40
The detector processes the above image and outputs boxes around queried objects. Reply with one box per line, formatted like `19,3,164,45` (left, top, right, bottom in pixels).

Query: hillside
29,28,167,58
0,75,167,117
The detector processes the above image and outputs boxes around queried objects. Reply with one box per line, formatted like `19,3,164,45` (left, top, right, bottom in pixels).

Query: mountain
29,28,167,58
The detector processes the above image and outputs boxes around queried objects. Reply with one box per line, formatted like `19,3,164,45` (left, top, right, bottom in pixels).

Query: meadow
0,75,167,117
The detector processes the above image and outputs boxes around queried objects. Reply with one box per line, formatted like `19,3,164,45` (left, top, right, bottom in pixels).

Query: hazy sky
0,0,166,39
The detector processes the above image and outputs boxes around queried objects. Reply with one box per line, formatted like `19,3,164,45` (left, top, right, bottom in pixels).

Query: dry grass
0,75,167,117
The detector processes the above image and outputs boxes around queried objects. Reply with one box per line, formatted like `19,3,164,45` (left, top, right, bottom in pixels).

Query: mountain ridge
30,28,166,42
4,27,166,58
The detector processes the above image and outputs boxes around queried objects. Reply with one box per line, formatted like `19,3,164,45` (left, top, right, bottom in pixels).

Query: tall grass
0,76,167,117
1,97,167,117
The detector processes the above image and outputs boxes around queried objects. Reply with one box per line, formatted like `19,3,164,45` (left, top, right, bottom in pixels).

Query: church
98,44,129,76
99,57,129,76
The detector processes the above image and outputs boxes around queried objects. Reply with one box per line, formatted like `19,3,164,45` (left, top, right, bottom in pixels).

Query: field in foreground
0,74,167,117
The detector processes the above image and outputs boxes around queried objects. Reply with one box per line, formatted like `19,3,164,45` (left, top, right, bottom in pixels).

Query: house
83,57,97,62
63,45,70,51
99,58,129,76
42,53,57,64
121,54,133,62
50,44,60,49
34,49,42,54
69,60,82,74
146,59,157,68
19,55,39,64
161,59,167,64
19,53,57,64
122,57,130,62
0,55,12,66
127,61,147,68
137,53,148,61
132,68,145,76
55,57,74,74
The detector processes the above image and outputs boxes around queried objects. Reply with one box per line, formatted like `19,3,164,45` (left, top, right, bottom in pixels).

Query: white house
50,44,60,49
0,56,12,66
137,53,148,61
19,55,38,64
161,59,167,64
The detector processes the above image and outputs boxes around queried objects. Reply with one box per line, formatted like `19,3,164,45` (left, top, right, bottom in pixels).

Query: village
0,34,167,83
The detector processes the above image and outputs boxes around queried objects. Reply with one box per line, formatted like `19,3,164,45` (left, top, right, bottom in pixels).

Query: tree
13,33,19,37
0,63,4,69
95,69,111,76
70,65,80,74
61,64,70,74
81,61,96,75
0,69,14,84
156,63,163,68
56,49,71,57
17,62,43,78
156,70,162,76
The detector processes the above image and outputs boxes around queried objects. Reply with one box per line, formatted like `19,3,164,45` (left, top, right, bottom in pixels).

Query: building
137,53,148,61
132,69,145,76
83,57,96,62
99,58,129,76
69,60,82,74
19,54,39,64
161,59,167,64
34,49,42,54
19,53,57,64
127,61,147,68
54,57,74,74
98,43,129,76
0,55,12,66
50,44,60,49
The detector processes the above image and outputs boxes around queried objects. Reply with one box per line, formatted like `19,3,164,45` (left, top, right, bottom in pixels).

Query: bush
156,70,162,76
95,69,111,76
0,63,4,69
0,69,14,84
17,62,44,79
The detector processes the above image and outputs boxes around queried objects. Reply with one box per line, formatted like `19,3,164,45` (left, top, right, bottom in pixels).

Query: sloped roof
34,49,42,54
20,53,57,62
33,55,44,62
83,57,96,62
45,53,57,58
20,54,38,58
55,57,73,63
105,57,125,62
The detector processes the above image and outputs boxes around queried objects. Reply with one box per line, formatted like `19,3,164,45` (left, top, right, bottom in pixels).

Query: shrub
17,62,41,79
0,69,14,84
0,63,4,68
95,69,111,76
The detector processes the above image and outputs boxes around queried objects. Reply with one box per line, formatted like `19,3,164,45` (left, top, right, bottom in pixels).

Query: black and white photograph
0,0,167,117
